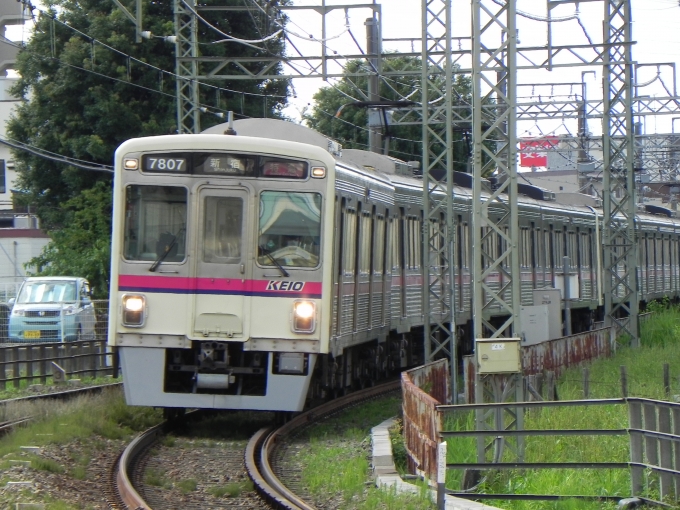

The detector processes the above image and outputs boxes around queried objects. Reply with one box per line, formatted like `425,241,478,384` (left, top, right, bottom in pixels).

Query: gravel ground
0,394,406,509
0,436,125,509
139,437,272,510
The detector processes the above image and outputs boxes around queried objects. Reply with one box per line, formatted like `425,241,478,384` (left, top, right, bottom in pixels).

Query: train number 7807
145,157,186,172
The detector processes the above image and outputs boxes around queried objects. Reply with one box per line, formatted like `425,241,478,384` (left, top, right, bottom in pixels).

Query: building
0,0,49,297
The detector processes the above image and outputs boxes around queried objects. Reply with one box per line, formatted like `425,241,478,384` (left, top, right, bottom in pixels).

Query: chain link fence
0,282,21,303
0,299,109,344
0,299,115,387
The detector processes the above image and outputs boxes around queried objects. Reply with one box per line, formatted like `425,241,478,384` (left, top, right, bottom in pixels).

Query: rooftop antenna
224,111,237,135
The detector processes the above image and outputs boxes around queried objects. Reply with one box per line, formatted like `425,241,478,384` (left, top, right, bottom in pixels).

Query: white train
108,118,680,413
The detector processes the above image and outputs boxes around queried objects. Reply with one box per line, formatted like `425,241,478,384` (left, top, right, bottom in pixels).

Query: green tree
7,0,290,290
25,181,112,298
303,56,472,171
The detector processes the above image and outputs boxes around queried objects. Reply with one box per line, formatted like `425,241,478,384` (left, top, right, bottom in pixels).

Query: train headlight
311,166,326,178
292,300,316,333
122,294,146,327
123,158,139,170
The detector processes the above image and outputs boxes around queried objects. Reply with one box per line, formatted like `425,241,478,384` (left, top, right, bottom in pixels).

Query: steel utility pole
421,0,458,402
603,0,638,346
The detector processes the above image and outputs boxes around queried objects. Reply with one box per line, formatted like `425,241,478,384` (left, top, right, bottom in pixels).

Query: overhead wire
26,6,288,101
0,136,114,173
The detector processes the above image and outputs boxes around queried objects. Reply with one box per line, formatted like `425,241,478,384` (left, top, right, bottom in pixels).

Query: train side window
533,227,541,269
568,231,577,268
374,214,385,274
458,222,468,269
405,217,413,269
359,211,372,275
407,216,421,270
580,232,589,268
554,230,564,260
203,196,242,263
391,213,402,272
343,208,357,275
520,228,530,268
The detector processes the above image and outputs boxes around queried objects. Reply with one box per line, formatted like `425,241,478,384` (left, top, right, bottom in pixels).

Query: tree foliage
302,56,473,172
25,181,112,298
7,0,290,290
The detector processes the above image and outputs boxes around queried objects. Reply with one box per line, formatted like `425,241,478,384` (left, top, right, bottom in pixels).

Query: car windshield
17,281,77,304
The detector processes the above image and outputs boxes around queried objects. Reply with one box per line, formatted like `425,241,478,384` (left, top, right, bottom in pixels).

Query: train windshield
123,185,187,263
258,191,322,268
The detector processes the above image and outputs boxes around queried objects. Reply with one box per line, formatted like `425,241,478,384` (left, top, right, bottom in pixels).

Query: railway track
113,379,401,510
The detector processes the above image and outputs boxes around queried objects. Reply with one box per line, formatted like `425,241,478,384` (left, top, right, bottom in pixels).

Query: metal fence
0,299,115,388
0,299,110,344
438,398,680,505
404,360,680,505
0,339,118,389
0,282,22,303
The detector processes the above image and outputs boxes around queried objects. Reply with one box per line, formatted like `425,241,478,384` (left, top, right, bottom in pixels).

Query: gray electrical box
533,288,562,340
520,305,550,345
476,338,522,374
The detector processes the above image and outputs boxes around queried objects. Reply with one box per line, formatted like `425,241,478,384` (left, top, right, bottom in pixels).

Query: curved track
113,379,400,509
248,380,401,510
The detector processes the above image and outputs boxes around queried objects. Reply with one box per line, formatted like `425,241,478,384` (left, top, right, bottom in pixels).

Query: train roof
199,119,680,229
202,118,343,157
203,119,420,176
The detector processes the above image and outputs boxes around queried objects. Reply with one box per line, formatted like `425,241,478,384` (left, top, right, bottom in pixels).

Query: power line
0,136,114,173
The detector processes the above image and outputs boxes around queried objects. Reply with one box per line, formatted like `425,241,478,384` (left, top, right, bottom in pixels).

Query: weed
27,455,65,474
71,465,87,480
176,478,198,494
145,468,170,488
209,482,249,498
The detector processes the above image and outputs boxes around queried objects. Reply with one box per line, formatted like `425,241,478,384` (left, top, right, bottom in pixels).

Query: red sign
519,138,557,168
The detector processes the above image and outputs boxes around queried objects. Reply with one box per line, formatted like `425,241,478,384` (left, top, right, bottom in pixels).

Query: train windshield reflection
258,191,322,268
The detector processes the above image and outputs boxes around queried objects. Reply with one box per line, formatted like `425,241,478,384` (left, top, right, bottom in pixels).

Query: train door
191,186,251,340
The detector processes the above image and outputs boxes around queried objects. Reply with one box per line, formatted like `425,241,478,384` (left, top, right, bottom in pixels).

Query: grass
145,467,171,489
0,374,122,401
176,478,198,494
439,304,680,509
298,394,437,510
209,481,254,498
0,386,163,508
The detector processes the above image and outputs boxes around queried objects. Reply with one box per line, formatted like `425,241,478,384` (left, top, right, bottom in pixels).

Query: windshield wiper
150,227,184,272
259,245,290,277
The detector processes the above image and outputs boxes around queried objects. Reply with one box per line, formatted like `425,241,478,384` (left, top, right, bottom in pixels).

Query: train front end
108,133,335,412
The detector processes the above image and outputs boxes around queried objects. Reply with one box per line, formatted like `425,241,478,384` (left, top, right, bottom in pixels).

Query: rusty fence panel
463,328,614,401
402,360,447,482
0,339,118,390
521,327,613,377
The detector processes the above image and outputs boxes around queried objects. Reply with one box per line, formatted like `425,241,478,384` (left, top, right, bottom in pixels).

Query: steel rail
249,379,401,510
0,416,32,435
115,420,166,510
0,382,123,406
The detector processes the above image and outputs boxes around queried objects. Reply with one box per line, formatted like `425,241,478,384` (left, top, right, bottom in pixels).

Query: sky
6,0,680,136
277,0,680,136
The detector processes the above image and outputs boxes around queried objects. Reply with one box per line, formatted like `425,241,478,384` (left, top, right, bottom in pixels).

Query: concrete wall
0,229,50,288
